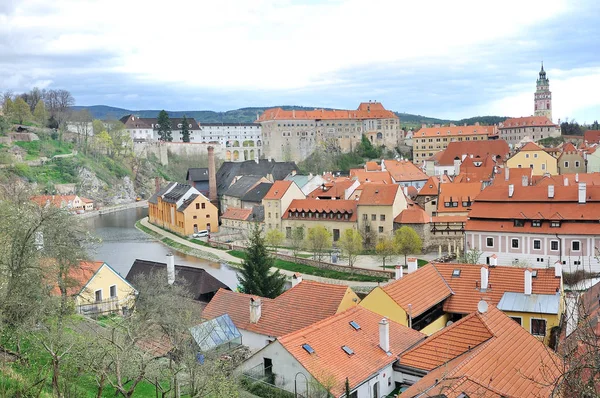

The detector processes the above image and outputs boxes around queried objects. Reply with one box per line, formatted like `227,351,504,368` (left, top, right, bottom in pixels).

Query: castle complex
534,63,552,121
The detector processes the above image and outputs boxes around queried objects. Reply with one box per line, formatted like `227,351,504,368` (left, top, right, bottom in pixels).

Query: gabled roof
31,195,80,208
221,207,253,221
48,261,105,296
178,194,200,212
418,176,439,196
216,160,298,195
394,205,431,224
357,183,399,206
349,170,393,184
436,140,510,166
148,182,176,205
436,182,482,214
307,179,355,199
399,307,562,398
202,281,357,337
240,182,273,203
257,103,398,122
278,306,424,397
126,259,230,300
456,155,496,182
415,125,496,138
381,264,453,317
518,141,544,152
186,168,209,182
223,176,265,199
584,130,600,144
383,160,428,182
263,180,293,200
283,199,357,221
500,115,557,128
365,161,381,171
491,167,532,186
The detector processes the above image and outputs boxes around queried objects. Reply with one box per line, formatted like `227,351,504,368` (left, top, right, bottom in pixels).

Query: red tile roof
431,215,467,223
381,264,453,317
31,195,79,208
283,199,358,221
519,141,544,151
456,155,496,182
202,281,357,337
279,306,424,397
263,180,293,200
584,130,600,144
436,182,481,214
221,207,252,221
436,140,510,166
500,116,557,128
394,206,431,224
307,179,355,199
47,261,105,296
357,183,399,206
418,176,440,196
416,125,496,138
365,161,381,171
400,307,562,398
349,169,393,184
383,160,428,182
257,103,397,122
491,167,533,186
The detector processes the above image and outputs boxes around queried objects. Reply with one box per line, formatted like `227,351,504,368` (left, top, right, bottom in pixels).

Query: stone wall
133,141,225,166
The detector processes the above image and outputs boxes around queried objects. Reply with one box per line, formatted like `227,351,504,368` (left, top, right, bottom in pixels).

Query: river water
84,207,239,289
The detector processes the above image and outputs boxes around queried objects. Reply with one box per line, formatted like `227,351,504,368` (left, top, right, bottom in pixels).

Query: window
542,164,546,170
525,154,530,158
193,215,197,219
576,161,581,167
110,285,117,298
444,202,451,207
196,203,200,209
551,221,560,228
532,220,541,227
462,201,472,207
371,214,376,221
531,318,547,336
533,239,541,250
333,229,340,242
380,214,385,221
363,214,367,221
452,269,461,277
514,219,525,227
95,289,103,302
551,240,559,251
286,227,291,239
572,241,581,251
564,161,569,168
511,238,519,249
378,226,384,233
510,316,522,326
302,344,315,354
486,237,494,247
349,321,361,330
201,203,206,209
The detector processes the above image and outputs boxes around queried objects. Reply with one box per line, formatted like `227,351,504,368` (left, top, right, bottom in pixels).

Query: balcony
77,297,122,317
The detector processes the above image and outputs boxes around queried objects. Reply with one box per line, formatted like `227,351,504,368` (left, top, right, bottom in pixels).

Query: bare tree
71,109,93,154
45,89,75,136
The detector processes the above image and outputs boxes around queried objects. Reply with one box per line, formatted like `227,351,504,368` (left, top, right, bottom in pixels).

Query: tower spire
541,61,544,72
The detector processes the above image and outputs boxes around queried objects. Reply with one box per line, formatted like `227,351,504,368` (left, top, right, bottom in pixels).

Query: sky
0,0,599,122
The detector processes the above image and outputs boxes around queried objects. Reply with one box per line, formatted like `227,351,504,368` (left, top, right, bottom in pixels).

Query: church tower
534,62,552,121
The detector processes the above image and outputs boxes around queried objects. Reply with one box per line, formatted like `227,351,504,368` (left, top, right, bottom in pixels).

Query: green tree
181,115,190,142
33,99,48,126
290,226,305,259
306,225,333,263
338,229,363,267
264,228,284,253
356,134,381,159
237,224,286,298
2,97,14,120
375,235,396,268
157,110,173,142
394,226,422,265
0,115,10,135
13,97,32,124
92,119,105,135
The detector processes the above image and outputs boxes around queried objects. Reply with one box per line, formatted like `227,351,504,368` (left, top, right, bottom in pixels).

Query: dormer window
532,220,541,227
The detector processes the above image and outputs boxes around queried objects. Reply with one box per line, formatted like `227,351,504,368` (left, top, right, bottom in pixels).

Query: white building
196,123,262,161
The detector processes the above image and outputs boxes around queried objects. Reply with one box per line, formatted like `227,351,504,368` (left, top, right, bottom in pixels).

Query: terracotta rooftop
418,176,440,196
415,125,496,138
279,306,424,397
31,195,79,208
349,169,393,184
383,160,428,182
394,206,431,224
357,183,399,206
436,182,482,214
381,264,453,318
307,179,355,199
456,155,496,182
263,180,293,200
220,207,253,221
491,167,533,186
365,161,381,171
436,140,510,166
399,307,562,398
257,103,397,122
47,261,105,297
500,115,557,128
283,199,358,221
202,281,358,337
518,141,544,151
584,130,600,144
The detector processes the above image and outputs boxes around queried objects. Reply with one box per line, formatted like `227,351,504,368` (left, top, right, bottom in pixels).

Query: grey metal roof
223,175,264,199
497,292,560,315
248,205,264,222
216,159,298,195
178,194,199,212
162,183,192,203
187,168,209,182
241,182,273,203
148,182,177,204
284,174,310,188
190,314,242,352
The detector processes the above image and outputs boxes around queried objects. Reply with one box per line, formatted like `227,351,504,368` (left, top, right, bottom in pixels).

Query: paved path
139,218,382,288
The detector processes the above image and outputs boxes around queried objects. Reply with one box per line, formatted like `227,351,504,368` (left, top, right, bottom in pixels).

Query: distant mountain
71,105,508,126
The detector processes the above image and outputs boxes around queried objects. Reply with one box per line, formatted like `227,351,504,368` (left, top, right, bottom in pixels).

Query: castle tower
534,62,552,121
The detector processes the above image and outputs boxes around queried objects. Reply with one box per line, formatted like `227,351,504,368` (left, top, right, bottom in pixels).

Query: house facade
505,141,558,175
31,195,84,210
262,180,305,232
357,184,407,241
557,143,586,174
195,122,262,162
498,116,560,147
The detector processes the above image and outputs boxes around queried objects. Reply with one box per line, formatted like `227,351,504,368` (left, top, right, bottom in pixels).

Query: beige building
357,184,407,243
257,102,402,162
262,180,305,231
281,199,358,242
505,142,558,176
220,206,264,236
498,116,560,147
557,143,585,175
412,123,497,164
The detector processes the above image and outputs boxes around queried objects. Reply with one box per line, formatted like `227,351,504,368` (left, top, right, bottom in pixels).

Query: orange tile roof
500,115,557,128
263,180,293,200
257,103,398,122
349,169,393,184
365,161,381,171
221,207,252,221
203,281,357,337
283,199,358,221
415,125,496,139
584,130,600,144
80,197,94,203
381,264,453,317
418,176,439,196
383,160,428,182
491,167,533,186
456,155,496,182
400,307,562,398
279,306,424,397
436,140,510,166
307,179,355,199
46,261,105,296
436,182,481,214
433,263,560,314
394,206,431,224
357,183,399,206
31,195,79,208
518,141,544,151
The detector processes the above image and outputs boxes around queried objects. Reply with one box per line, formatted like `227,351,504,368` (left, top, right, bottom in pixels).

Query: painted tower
534,62,552,121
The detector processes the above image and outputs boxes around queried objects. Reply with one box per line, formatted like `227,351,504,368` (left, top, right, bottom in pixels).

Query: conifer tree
181,115,190,142
237,224,286,298
156,110,172,142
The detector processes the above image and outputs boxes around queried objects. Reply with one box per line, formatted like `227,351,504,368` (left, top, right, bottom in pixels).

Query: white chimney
548,185,554,198
249,298,262,323
407,257,418,273
564,177,568,186
379,318,390,353
575,173,579,183
166,253,175,285
579,182,587,204
554,261,562,279
381,159,386,171
524,269,533,296
292,272,303,287
521,175,528,187
504,167,510,181
508,184,514,198
403,186,409,197
394,265,403,280
480,266,489,290
454,158,461,176
489,254,498,267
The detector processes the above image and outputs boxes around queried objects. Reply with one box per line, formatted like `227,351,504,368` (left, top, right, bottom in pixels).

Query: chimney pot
394,265,403,280
250,297,262,323
489,254,498,267
480,266,489,290
166,253,175,285
407,258,418,273
575,173,579,183
524,269,533,295
379,318,390,353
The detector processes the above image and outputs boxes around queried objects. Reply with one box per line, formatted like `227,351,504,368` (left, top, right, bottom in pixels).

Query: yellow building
262,180,305,231
149,182,219,235
50,261,137,316
356,183,407,242
360,261,563,344
506,142,558,176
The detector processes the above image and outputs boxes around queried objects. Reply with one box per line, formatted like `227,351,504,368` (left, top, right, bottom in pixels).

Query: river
84,207,239,290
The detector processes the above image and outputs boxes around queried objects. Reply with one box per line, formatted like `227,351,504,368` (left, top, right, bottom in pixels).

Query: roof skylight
452,269,461,277
341,345,354,355
349,321,361,330
302,344,315,354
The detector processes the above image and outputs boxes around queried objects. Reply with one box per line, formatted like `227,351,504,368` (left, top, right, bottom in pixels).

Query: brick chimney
207,146,217,202
155,176,161,193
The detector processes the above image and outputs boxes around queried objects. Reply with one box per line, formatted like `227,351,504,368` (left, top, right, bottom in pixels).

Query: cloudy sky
1,0,599,122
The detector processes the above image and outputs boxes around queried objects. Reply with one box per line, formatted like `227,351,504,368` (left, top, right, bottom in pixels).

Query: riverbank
136,217,384,288
78,200,148,219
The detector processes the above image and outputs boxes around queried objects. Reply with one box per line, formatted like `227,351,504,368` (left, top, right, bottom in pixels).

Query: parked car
192,230,209,238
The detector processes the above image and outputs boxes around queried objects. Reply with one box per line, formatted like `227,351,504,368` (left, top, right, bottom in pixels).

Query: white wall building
196,123,262,162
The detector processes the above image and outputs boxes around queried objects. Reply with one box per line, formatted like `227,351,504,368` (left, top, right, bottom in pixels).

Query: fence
241,363,297,397
77,297,121,317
